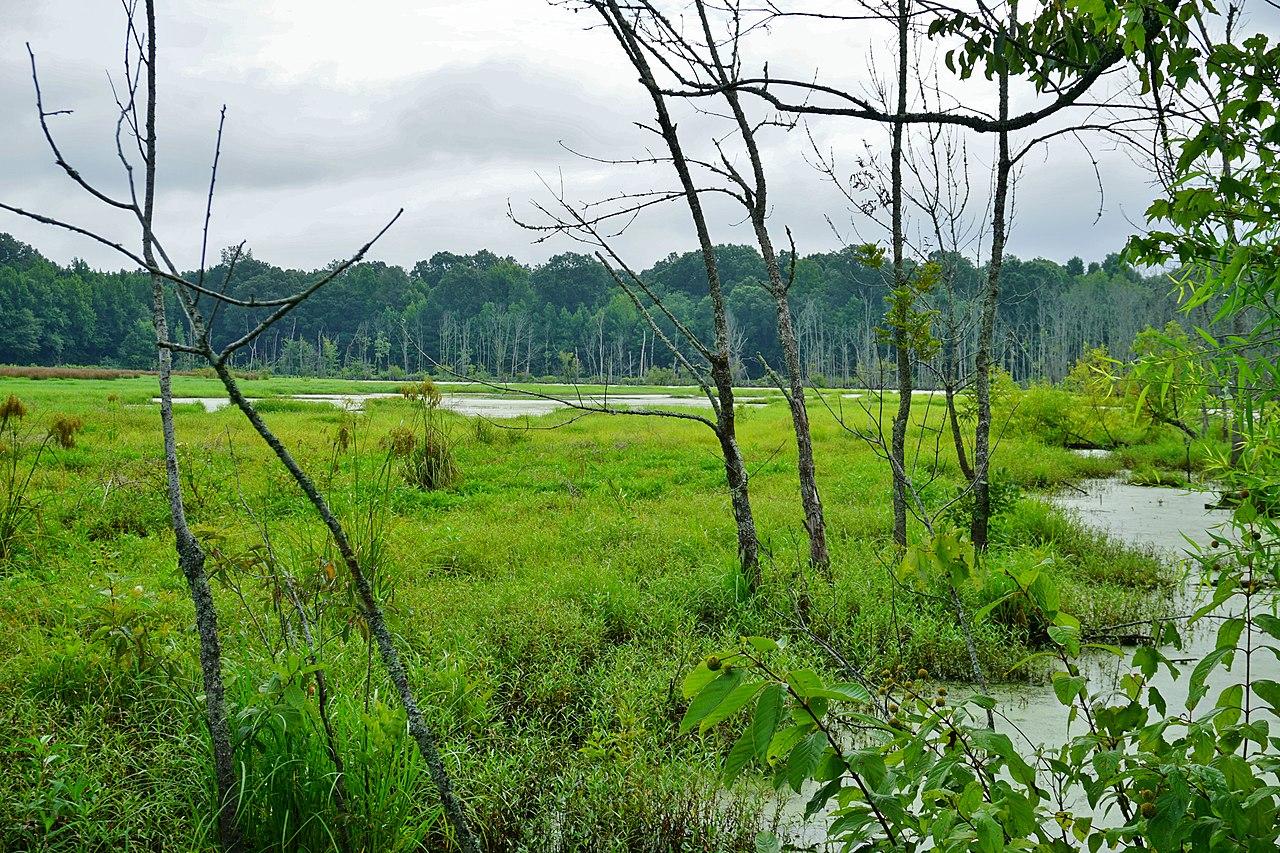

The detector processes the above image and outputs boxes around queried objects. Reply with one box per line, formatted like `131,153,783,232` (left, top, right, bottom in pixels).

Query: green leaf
1215,683,1243,731
751,684,784,761
1255,614,1280,642
700,679,765,732
1252,679,1280,712
1048,623,1081,657
754,832,780,853
723,729,756,784
786,668,826,699
1187,647,1233,712
744,636,779,654
974,810,1004,853
784,731,828,793
971,728,1036,786
1052,672,1087,707
682,662,717,699
1215,616,1245,654
680,668,745,733
808,681,872,703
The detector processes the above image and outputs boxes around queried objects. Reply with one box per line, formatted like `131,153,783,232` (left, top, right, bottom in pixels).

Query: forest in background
0,231,1182,384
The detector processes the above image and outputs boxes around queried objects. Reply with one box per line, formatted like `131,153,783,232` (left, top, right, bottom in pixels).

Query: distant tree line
0,231,1183,385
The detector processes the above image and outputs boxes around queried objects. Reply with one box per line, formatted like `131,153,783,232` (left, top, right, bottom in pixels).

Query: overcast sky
2,1,1277,273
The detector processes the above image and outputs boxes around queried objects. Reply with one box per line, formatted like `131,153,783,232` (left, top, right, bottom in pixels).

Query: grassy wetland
0,373,1220,850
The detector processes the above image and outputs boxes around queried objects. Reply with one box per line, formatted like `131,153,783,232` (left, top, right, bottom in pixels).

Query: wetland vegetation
1,0,1278,850
0,372,1227,849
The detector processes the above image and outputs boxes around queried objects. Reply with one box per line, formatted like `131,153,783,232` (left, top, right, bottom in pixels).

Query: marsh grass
0,376,1211,850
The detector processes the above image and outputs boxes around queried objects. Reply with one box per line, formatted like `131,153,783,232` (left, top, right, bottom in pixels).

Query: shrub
388,379,459,490
48,415,84,449
1,396,48,564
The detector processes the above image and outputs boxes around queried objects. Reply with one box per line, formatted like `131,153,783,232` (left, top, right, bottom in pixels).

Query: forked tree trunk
691,0,828,571
601,0,761,586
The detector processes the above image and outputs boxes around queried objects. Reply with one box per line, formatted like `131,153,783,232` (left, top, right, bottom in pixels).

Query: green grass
0,377,1196,850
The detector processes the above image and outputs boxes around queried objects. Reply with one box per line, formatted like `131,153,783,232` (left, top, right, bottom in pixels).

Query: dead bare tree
0,4,241,846
513,177,763,589
510,2,771,587
530,0,837,575
970,0,1016,550
904,110,980,483
631,0,1191,556
889,46,983,478
1,3,478,850
888,0,914,549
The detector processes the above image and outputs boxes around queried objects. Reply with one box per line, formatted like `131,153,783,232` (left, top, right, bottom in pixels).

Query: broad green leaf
1052,672,1087,706
700,679,764,732
1187,647,1233,712
744,636,779,654
723,729,756,784
784,731,828,793
787,668,826,699
1214,682,1243,731
680,668,745,733
754,832,780,853
752,684,784,761
808,681,872,703
1252,679,1280,712
682,661,717,699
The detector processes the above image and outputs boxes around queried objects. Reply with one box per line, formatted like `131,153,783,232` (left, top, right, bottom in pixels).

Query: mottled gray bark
138,3,240,844
151,279,241,850
599,0,761,586
972,8,1014,551
688,2,829,571
890,0,912,548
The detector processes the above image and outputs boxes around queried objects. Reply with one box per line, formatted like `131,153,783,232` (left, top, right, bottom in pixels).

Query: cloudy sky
2,1,1276,273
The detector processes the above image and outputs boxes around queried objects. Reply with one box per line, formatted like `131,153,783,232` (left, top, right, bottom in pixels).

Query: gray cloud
2,1,1275,274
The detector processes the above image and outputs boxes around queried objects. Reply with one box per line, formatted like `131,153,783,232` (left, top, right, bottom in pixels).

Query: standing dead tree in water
585,0,831,569
0,3,478,850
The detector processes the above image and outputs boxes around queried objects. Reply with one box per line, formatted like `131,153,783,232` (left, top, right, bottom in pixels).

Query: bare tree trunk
944,336,974,480
890,0,911,548
136,5,239,844
972,7,1014,551
600,0,760,585
689,2,828,569
770,291,828,568
151,280,241,851
210,362,478,853
717,417,760,584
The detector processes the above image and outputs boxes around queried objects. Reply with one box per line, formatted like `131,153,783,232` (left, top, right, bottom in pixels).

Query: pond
990,475,1259,749
157,391,773,417
780,473,1261,844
